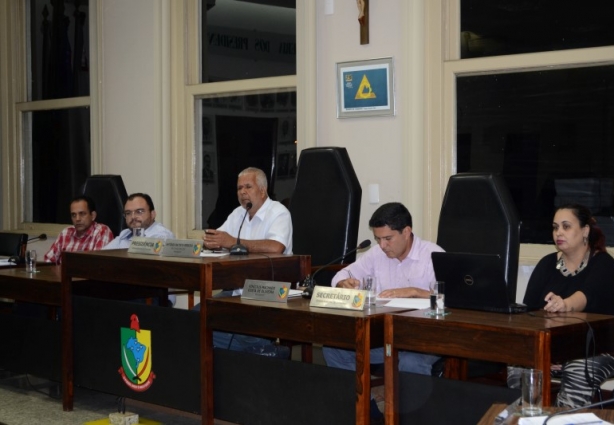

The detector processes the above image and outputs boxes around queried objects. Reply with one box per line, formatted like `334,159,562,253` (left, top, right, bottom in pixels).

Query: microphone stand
28,233,48,243
10,234,47,264
230,202,252,256
302,239,371,299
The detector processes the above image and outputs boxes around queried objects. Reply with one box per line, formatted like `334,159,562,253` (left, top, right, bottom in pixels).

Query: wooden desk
0,265,62,305
61,249,309,419
0,266,63,378
478,403,614,424
0,263,168,305
205,297,410,425
384,308,614,424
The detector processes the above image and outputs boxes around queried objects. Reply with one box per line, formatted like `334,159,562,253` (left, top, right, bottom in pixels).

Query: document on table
200,250,230,257
519,413,611,425
288,289,304,298
382,298,431,309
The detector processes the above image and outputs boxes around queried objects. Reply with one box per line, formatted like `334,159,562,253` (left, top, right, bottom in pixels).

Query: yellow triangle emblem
355,74,376,99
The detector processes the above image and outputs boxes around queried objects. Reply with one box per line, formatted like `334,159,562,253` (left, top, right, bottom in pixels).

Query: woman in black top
523,203,614,407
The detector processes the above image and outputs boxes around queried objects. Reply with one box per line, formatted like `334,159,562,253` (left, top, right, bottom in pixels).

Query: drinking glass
429,281,446,315
521,369,543,416
362,275,378,306
26,249,38,273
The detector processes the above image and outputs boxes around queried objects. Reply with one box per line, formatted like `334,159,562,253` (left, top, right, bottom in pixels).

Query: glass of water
521,369,543,416
362,275,378,306
26,249,38,273
428,281,446,316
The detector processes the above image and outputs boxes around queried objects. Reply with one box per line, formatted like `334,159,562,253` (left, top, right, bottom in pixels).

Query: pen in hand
347,270,360,289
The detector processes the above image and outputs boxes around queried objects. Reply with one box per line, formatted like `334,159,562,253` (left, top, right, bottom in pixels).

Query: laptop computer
431,251,528,314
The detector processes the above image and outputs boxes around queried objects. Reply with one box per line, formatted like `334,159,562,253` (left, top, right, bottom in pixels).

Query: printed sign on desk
160,239,202,258
310,286,366,310
241,279,291,303
128,237,164,255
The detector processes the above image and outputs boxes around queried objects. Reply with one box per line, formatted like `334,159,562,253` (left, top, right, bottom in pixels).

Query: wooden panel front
206,297,391,349
209,254,310,290
547,313,614,362
204,296,404,425
62,250,203,289
62,250,310,292
391,315,542,366
60,250,309,422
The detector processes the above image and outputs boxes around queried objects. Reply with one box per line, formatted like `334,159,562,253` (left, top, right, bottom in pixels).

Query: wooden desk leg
301,343,313,363
537,330,551,406
384,315,399,425
444,357,468,380
355,319,370,425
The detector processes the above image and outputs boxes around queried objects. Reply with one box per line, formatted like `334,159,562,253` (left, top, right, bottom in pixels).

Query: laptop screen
431,252,514,313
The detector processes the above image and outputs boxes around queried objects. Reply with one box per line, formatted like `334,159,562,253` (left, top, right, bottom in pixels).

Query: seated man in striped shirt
44,195,114,264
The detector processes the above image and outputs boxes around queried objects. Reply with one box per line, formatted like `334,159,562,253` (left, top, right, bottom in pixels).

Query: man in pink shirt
323,203,443,407
44,195,114,264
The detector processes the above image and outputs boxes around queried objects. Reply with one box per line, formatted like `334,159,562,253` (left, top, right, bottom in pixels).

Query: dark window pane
27,108,90,223
202,0,296,82
199,91,296,229
28,0,90,100
461,0,614,58
456,65,614,245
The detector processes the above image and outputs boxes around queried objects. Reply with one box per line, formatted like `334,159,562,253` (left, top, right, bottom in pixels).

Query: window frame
424,0,614,263
0,0,100,233
172,0,315,240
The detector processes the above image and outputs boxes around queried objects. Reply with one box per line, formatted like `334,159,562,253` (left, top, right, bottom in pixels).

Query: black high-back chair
437,172,521,302
435,172,521,378
81,175,128,237
0,233,28,259
289,147,362,285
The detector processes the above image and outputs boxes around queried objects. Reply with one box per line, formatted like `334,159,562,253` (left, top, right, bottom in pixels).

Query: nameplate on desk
128,237,164,255
310,286,366,310
241,279,292,303
160,239,203,258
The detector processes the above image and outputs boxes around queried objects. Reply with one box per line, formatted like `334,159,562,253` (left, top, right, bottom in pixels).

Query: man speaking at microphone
198,167,292,353
323,202,444,377
202,167,292,256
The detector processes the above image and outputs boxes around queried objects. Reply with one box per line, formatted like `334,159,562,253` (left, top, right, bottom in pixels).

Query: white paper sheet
519,412,611,425
288,289,304,298
382,298,431,309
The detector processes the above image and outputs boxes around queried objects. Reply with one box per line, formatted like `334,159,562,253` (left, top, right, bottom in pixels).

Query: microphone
543,397,614,423
9,234,46,264
28,233,47,243
230,202,252,256
301,239,372,299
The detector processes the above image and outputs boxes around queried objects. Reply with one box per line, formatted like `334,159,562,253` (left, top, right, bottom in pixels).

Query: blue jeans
212,330,274,352
193,291,272,352
322,346,440,375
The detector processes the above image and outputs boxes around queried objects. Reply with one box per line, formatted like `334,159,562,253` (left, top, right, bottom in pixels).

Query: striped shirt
44,221,115,264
